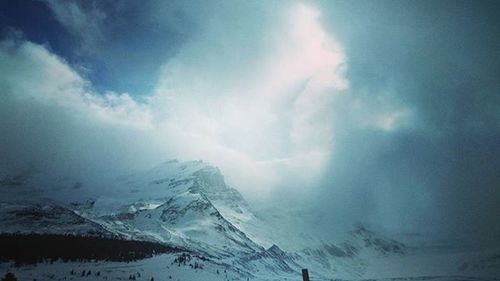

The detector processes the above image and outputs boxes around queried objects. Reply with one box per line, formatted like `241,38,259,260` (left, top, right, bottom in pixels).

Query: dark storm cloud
301,0,500,247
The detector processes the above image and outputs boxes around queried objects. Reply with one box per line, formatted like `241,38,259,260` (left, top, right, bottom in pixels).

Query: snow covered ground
0,253,296,281
1,254,499,281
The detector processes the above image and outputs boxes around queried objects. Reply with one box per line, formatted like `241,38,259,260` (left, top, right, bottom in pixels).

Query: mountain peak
348,224,406,255
267,244,285,256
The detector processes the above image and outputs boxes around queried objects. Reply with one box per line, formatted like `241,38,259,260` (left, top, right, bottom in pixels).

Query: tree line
0,233,181,265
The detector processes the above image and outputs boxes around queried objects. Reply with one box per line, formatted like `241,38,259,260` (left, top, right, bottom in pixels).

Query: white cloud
0,38,161,184
1,2,411,202
348,90,413,133
150,3,348,199
0,39,152,129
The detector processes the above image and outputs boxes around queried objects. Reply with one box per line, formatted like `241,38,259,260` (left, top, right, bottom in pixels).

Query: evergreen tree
1,272,17,281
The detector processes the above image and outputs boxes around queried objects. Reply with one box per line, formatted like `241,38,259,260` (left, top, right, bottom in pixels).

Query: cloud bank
2,2,352,200
1,0,500,249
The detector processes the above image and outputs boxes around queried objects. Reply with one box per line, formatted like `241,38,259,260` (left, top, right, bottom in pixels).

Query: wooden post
302,268,310,281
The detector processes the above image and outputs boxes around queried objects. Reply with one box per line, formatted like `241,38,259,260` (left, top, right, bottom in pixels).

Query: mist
1,0,500,250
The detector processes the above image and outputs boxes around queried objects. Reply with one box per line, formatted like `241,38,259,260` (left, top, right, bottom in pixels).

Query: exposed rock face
0,202,116,238
0,160,410,279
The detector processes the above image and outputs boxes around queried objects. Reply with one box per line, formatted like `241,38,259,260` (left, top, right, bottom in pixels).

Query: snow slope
0,202,116,238
1,160,498,280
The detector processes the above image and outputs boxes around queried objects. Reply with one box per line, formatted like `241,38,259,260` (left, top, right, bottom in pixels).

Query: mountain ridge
3,159,474,280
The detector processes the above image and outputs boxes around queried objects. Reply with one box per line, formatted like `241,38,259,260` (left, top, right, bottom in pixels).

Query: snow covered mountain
1,160,295,278
0,202,115,238
90,160,264,258
1,160,497,281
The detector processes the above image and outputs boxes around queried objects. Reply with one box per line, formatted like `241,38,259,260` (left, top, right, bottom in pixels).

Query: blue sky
1,0,186,94
1,0,500,248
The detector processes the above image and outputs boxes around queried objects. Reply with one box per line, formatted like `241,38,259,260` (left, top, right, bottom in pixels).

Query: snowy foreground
1,253,499,281
1,254,499,281
0,253,284,281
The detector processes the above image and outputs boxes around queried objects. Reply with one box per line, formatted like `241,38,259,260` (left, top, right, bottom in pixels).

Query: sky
1,0,500,249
